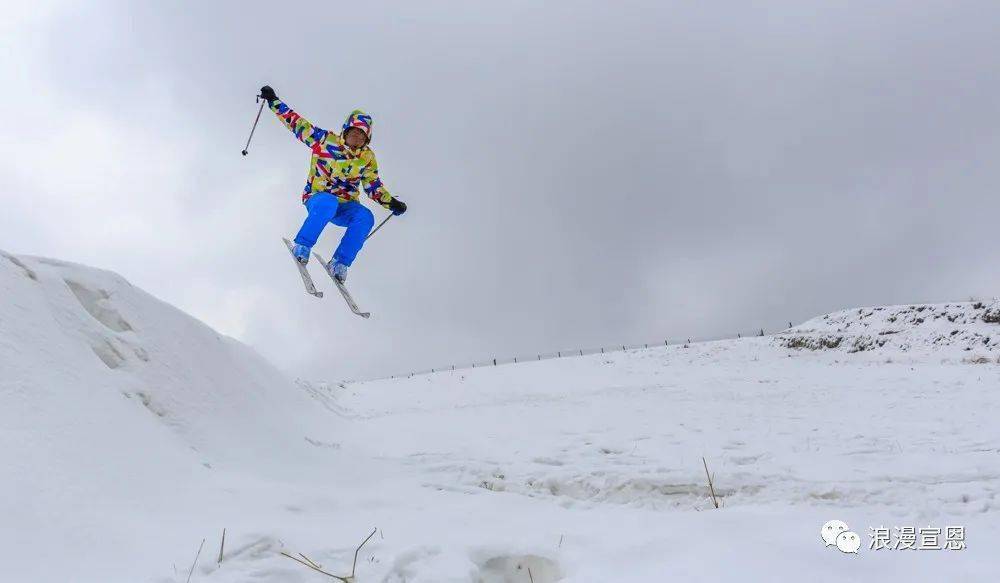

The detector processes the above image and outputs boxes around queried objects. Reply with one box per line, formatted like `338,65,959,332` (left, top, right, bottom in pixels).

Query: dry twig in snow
217,528,226,565
279,527,378,583
703,456,720,509
186,538,205,583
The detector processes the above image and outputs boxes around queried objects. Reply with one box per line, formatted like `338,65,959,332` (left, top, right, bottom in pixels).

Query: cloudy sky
2,1,998,380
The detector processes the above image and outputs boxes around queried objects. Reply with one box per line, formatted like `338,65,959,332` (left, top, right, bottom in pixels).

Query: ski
312,251,371,319
282,238,324,298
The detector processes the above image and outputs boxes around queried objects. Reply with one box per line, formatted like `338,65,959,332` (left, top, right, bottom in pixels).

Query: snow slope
0,250,353,580
2,251,998,582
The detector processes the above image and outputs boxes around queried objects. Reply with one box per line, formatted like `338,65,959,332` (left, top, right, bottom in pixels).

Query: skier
259,85,407,283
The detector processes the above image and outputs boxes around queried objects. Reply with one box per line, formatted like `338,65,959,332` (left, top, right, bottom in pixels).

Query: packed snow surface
1,250,997,582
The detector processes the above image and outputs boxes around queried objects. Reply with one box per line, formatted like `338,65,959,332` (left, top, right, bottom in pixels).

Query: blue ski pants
293,193,374,266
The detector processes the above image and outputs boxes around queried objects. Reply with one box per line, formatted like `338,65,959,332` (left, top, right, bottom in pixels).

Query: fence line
357,323,794,383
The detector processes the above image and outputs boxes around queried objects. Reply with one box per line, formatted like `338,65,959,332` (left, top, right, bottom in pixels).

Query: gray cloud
2,0,998,380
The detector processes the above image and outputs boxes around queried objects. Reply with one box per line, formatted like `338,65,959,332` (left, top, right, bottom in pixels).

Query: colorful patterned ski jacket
268,100,393,207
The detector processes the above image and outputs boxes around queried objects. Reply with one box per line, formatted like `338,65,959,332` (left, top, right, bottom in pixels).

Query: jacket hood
342,109,373,143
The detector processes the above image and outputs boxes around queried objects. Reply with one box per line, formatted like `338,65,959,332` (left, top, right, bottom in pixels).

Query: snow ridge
776,301,999,358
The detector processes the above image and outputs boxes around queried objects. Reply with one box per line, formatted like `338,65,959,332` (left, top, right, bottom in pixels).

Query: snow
1,249,998,582
779,302,1000,358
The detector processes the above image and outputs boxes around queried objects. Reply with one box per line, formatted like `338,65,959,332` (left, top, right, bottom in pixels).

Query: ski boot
291,243,311,265
327,259,349,284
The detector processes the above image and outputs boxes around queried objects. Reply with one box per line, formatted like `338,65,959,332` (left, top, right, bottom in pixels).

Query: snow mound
775,301,1000,358
0,250,346,580
0,250,338,471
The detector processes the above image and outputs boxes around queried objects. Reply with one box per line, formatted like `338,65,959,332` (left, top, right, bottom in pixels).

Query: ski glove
259,85,278,103
388,198,407,216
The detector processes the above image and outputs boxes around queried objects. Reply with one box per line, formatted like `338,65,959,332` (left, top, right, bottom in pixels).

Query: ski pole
365,214,393,241
241,95,265,156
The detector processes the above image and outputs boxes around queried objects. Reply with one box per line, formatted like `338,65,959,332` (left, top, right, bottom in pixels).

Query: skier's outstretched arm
259,85,328,148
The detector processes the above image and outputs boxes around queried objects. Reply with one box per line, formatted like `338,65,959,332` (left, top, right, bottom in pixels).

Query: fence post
389,329,777,377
